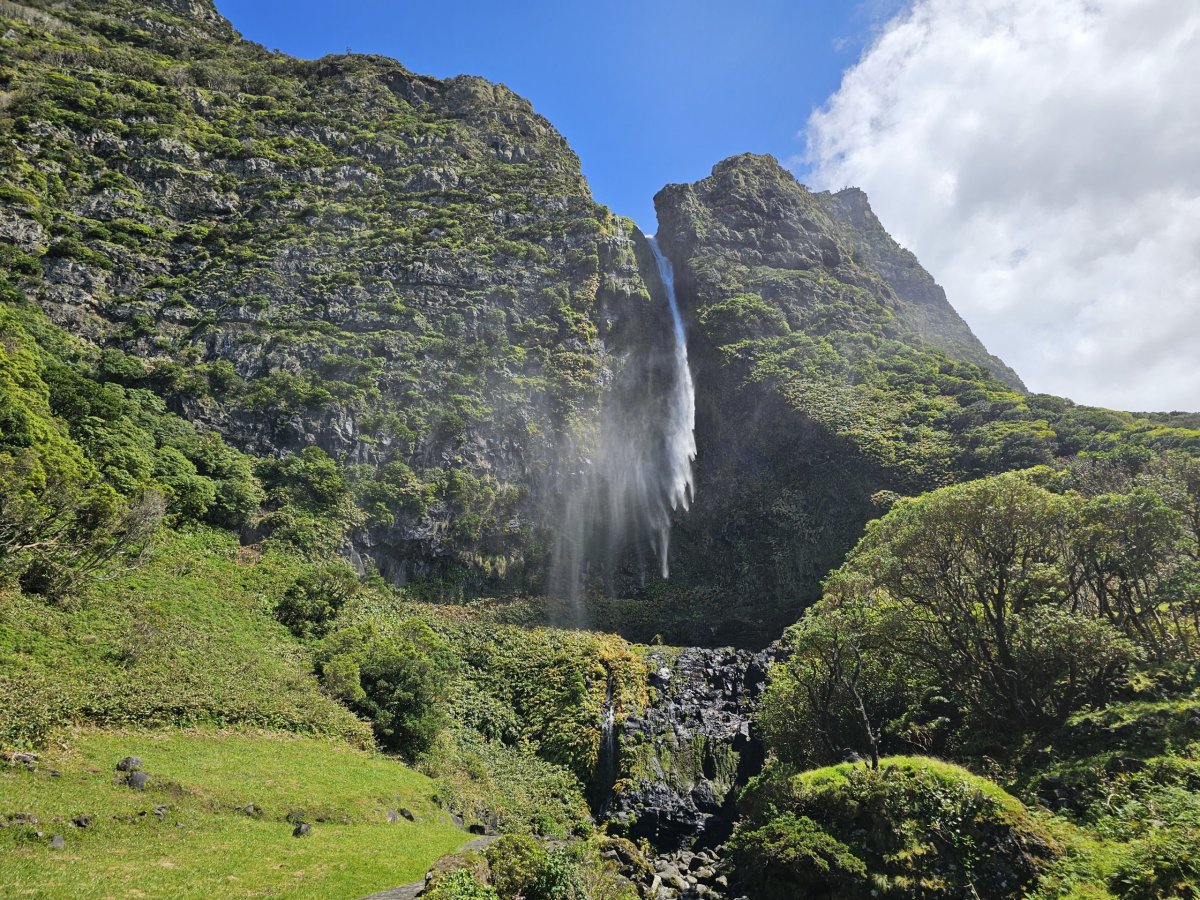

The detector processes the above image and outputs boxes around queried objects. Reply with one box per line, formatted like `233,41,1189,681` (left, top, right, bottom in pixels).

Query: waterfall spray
551,227,697,607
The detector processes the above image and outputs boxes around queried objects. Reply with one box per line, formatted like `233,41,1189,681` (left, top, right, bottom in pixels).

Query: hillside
648,153,1200,644
0,0,657,593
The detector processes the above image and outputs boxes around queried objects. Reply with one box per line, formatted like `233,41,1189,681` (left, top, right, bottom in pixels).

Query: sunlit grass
0,727,468,898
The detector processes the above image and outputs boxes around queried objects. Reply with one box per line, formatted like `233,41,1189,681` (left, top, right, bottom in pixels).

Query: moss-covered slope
0,0,655,590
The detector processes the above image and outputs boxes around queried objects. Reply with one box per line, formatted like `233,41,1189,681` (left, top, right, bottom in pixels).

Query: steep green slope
0,0,655,590
0,528,370,748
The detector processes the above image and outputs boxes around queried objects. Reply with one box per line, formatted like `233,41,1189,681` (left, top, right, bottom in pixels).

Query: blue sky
213,0,889,230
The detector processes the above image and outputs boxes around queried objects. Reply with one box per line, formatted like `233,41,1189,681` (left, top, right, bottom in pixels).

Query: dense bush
734,758,1060,900
761,470,1198,766
1111,825,1200,900
423,869,499,900
316,620,454,758
0,305,268,596
275,558,362,639
485,834,546,898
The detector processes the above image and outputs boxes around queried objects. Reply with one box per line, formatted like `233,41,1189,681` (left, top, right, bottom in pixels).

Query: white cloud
803,0,1200,411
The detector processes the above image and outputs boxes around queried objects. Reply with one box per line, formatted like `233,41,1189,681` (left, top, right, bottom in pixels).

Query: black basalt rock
605,645,774,852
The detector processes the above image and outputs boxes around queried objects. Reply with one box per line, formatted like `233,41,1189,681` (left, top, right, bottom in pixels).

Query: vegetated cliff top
641,151,1200,648
658,152,1023,389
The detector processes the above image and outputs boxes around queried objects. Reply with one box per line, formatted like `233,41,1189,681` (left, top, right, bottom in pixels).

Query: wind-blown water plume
644,234,697,575
550,229,697,608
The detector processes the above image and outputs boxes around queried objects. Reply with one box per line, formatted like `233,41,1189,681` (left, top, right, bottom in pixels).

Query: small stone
48,770,62,778
398,807,415,821
237,803,262,818
386,810,400,824
293,822,312,837
115,757,143,772
663,871,688,891
152,805,169,818
49,835,65,850
285,810,306,824
70,815,92,829
125,771,149,791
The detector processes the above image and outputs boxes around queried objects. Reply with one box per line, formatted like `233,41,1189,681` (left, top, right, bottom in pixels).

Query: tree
274,559,361,639
761,596,909,769
1071,488,1190,660
315,620,454,759
765,473,1142,760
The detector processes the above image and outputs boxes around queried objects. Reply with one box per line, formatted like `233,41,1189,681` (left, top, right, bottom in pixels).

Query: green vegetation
0,303,259,599
761,466,1198,766
733,757,1059,899
4,3,1200,898
0,0,653,593
0,727,469,898
0,528,369,749
420,833,638,900
651,153,1200,646
747,463,1199,897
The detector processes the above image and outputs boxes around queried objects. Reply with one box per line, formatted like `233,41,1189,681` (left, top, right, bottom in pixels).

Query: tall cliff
5,4,1192,644
0,0,663,588
641,154,1189,646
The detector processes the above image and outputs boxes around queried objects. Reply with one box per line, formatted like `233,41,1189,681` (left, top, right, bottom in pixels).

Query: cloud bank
804,0,1200,411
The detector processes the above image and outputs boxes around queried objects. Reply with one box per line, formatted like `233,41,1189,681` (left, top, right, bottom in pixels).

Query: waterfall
644,235,697,577
550,227,697,607
592,673,619,815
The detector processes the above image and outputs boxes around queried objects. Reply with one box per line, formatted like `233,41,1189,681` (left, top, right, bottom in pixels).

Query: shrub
1111,826,1200,900
316,621,453,759
529,848,587,900
275,559,361,639
735,757,1060,900
485,833,546,898
729,813,867,900
423,869,499,900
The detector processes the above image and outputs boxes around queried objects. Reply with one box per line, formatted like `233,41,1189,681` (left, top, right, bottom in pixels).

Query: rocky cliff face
0,0,659,588
3,3,1054,643
645,154,1033,646
821,186,1024,390
607,647,771,850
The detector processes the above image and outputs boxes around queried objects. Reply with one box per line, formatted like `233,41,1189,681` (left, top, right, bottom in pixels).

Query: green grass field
0,727,470,898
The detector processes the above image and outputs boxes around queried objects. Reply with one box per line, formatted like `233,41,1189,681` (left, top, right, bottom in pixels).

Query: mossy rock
733,757,1061,899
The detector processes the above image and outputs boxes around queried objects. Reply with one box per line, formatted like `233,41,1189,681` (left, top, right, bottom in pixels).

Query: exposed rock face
822,186,1025,390
642,154,1032,646
3,6,1047,644
607,647,771,850
0,0,658,588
